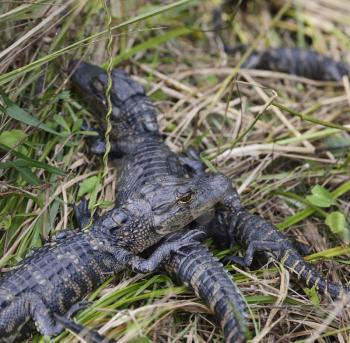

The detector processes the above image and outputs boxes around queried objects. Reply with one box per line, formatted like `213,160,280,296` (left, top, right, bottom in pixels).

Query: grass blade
0,89,60,135
0,143,64,176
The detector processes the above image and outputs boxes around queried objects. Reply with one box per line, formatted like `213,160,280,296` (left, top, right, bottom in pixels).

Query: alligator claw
129,231,204,274
73,197,93,229
180,229,206,242
222,255,248,268
179,146,206,176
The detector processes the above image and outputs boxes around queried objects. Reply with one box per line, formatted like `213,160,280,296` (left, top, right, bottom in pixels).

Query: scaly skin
70,60,249,342
241,47,350,81
201,185,350,300
0,174,228,343
69,61,186,203
225,206,350,299
163,235,248,343
212,4,350,81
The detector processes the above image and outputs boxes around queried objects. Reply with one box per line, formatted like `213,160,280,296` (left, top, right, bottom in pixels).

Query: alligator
0,173,229,343
69,60,250,342
69,61,349,341
236,47,350,81
213,3,350,81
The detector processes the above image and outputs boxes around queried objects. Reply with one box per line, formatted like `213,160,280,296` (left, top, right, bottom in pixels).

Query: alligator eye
177,191,194,204
112,211,129,225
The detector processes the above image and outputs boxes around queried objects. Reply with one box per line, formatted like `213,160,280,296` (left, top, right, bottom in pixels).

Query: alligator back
0,232,121,342
116,135,186,205
0,233,115,315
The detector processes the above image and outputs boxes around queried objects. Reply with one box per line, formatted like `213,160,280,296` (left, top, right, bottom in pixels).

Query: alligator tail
166,245,248,343
54,314,116,343
279,249,349,299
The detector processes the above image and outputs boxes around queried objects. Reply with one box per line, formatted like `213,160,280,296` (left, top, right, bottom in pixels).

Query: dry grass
0,0,350,342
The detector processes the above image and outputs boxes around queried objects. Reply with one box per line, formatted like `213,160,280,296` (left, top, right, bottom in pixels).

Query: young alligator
213,3,350,81
0,174,228,343
240,47,350,81
182,154,350,299
69,60,249,342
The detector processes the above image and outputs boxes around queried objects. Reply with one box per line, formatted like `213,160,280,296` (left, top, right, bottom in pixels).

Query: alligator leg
226,239,291,267
50,198,93,241
89,136,121,156
0,292,64,338
65,300,93,318
73,196,95,229
80,121,123,156
0,294,104,342
179,146,206,176
79,121,106,155
224,206,349,299
120,230,204,273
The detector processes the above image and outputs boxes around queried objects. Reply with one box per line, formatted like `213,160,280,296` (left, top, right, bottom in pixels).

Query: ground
0,1,350,342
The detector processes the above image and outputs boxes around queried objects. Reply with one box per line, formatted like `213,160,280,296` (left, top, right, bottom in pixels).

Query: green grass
1,0,350,342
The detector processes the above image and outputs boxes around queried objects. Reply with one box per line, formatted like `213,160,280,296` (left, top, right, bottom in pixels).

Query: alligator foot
80,121,122,157
241,240,291,266
90,137,122,157
79,121,106,155
73,196,95,229
128,230,204,273
223,240,285,268
179,146,206,176
223,255,247,268
47,199,92,242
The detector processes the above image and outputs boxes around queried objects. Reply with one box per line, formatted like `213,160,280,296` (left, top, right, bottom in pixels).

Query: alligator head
95,173,233,251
